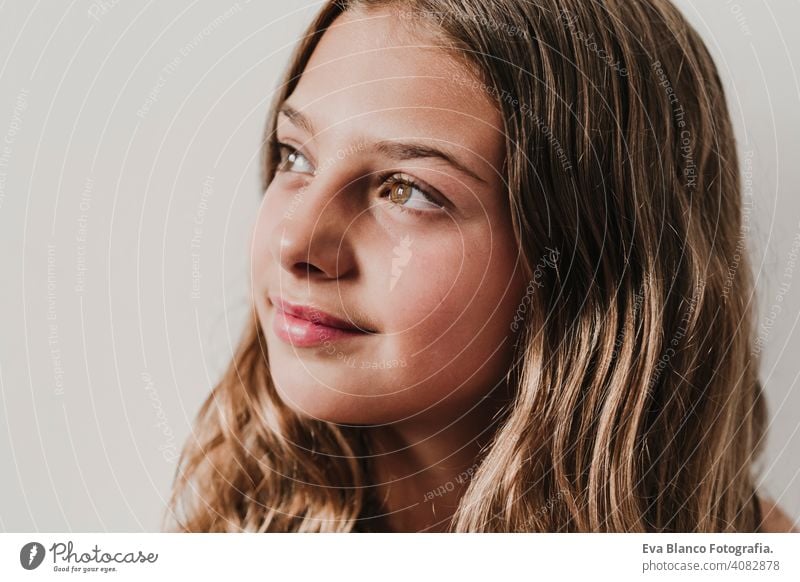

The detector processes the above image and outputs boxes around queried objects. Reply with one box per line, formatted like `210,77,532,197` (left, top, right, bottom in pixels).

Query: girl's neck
363,386,511,532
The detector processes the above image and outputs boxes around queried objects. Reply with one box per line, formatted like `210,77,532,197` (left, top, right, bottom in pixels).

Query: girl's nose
269,174,358,282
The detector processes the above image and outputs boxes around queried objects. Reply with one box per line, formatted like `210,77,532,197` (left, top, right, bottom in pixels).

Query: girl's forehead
285,8,504,173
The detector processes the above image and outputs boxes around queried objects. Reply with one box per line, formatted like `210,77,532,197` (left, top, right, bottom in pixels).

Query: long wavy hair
166,0,767,532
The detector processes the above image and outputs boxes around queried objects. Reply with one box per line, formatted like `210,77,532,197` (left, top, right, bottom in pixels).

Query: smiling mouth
269,296,375,348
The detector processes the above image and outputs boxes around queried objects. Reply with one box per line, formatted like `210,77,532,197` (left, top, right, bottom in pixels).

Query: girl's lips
269,297,372,348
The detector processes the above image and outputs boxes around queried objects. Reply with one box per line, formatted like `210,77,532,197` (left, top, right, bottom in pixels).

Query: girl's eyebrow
374,141,487,185
278,102,488,185
279,103,316,137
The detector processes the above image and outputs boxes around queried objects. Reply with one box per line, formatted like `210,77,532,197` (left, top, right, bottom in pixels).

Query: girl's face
251,8,527,425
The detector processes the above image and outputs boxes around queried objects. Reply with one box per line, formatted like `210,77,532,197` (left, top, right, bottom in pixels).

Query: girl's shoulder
758,496,799,533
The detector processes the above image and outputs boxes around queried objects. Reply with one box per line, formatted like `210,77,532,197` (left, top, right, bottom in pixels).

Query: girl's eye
381,175,444,215
276,143,315,175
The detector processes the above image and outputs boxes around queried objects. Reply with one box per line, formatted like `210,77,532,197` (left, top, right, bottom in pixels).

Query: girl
167,0,796,532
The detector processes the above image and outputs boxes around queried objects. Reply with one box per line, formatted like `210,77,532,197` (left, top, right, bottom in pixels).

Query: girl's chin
274,393,389,425
270,373,417,425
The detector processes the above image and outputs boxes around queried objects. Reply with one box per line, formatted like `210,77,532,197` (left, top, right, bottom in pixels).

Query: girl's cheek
380,238,492,339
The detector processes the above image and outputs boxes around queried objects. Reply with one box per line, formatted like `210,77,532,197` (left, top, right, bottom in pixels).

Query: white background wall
0,0,798,530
